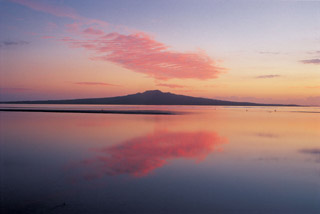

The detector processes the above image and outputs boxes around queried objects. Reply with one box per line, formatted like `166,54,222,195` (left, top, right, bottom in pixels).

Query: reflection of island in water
77,130,228,180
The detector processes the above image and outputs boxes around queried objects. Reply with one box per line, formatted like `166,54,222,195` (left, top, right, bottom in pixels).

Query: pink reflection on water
77,130,227,180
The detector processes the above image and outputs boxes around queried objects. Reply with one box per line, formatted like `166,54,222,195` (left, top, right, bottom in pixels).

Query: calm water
1,105,319,214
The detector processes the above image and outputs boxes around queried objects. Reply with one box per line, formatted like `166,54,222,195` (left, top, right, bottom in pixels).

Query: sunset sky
0,0,319,105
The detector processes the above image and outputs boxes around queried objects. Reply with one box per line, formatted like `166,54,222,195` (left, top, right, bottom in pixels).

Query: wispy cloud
300,59,320,64
258,51,281,55
74,82,119,87
300,149,320,155
11,0,225,81
82,27,104,36
156,83,186,89
299,148,320,163
0,40,29,47
63,32,224,80
11,0,80,19
255,74,281,79
66,22,81,34
10,0,108,26
254,132,280,138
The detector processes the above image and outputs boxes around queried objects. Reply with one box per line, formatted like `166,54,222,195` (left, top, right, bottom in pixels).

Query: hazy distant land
0,90,298,107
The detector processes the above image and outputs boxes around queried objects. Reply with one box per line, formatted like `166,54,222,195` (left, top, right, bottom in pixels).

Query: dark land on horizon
1,90,298,106
0,108,177,115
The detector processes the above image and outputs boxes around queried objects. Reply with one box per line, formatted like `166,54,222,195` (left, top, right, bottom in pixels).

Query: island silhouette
2,90,297,106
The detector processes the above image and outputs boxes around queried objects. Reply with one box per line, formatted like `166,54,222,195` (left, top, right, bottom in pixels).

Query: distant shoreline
0,108,179,115
0,90,300,107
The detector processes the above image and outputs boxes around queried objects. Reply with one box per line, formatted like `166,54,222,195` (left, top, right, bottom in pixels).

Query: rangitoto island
0,90,298,115
1,90,297,106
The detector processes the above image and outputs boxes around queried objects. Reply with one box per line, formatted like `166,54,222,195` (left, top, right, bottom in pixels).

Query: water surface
1,105,319,213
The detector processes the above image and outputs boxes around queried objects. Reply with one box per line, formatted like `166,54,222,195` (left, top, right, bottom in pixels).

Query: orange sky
0,0,319,105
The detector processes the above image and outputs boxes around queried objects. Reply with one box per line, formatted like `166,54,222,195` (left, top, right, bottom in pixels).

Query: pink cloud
66,22,81,34
82,27,104,36
74,82,119,87
11,0,224,81
64,32,225,80
59,37,75,42
156,83,186,89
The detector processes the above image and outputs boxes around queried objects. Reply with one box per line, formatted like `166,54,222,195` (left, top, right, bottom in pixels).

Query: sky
0,0,319,105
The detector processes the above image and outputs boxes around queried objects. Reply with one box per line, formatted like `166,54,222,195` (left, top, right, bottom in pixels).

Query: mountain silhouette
2,90,296,106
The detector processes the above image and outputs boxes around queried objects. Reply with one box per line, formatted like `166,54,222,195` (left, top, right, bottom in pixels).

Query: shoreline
0,108,179,115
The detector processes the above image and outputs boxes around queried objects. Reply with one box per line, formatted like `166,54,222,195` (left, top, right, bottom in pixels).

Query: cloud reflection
77,130,227,180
